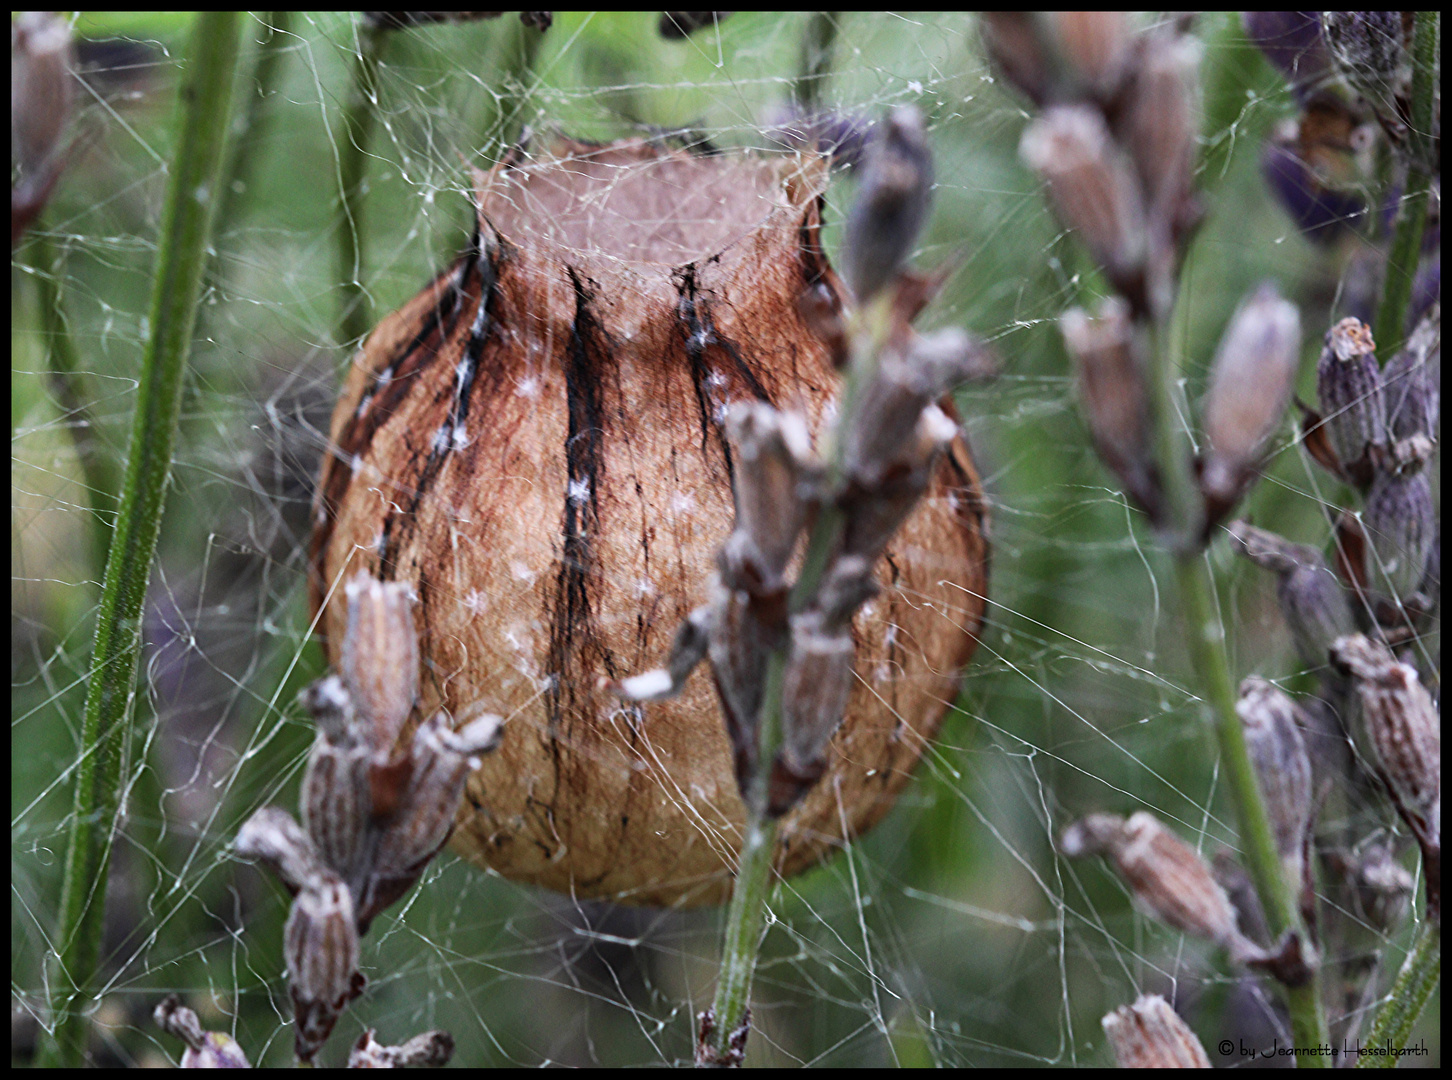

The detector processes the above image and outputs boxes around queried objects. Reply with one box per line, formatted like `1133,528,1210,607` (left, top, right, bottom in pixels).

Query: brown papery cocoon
312,137,989,906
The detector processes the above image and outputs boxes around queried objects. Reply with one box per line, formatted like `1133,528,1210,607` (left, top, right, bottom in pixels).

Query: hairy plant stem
1357,921,1441,1066
1143,313,1331,1060
336,19,386,349
40,13,241,1067
1371,10,1438,364
708,297,889,1062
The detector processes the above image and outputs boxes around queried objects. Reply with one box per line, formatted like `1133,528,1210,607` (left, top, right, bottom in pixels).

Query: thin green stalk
41,12,241,1067
791,11,839,111
1371,10,1438,363
337,19,387,349
1357,921,1441,1066
1143,313,1330,1058
218,11,293,235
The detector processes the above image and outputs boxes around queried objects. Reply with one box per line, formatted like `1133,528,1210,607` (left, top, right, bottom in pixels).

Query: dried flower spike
1120,26,1200,228
1363,469,1435,600
1102,994,1211,1068
841,105,933,302
349,1027,455,1068
286,876,365,1063
1382,307,1441,441
154,994,253,1069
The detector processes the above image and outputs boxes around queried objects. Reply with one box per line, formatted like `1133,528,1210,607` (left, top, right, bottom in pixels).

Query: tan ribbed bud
1102,994,1211,1068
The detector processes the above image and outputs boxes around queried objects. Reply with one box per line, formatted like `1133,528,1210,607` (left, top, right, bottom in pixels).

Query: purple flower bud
842,106,934,301
1322,11,1409,117
1315,317,1385,473
1241,12,1331,99
1364,469,1435,599
763,105,872,170
1259,136,1365,246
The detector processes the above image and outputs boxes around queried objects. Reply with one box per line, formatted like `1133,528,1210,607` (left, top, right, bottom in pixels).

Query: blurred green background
11,12,1437,1067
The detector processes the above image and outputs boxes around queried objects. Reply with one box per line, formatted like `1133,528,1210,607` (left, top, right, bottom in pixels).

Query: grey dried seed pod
1019,105,1148,283
349,1027,456,1068
286,876,365,1063
842,105,933,302
815,553,879,631
340,574,419,755
1061,298,1162,520
772,612,856,815
1119,26,1200,225
708,584,772,786
1315,317,1385,474
1331,634,1441,842
300,738,374,888
1236,679,1313,887
300,673,357,747
1322,11,1410,120
1061,811,1252,955
1382,308,1441,441
1102,994,1211,1069
1199,283,1302,522
235,806,330,894
722,403,815,585
1364,468,1435,599
1226,521,1356,668
979,12,1052,105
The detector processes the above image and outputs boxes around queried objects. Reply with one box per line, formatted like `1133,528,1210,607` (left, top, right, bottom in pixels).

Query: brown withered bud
707,584,772,790
1363,469,1435,599
1326,842,1414,935
1322,11,1410,128
1061,298,1163,522
154,994,254,1069
1020,105,1147,285
286,876,365,1063
841,106,933,302
11,11,74,247
720,403,816,590
1199,283,1302,527
1315,317,1385,478
1119,26,1200,227
1102,994,1211,1069
1331,634,1441,845
235,806,330,895
979,12,1052,106
1060,811,1255,958
1236,679,1314,889
349,1027,456,1068
1382,307,1440,442
1053,11,1133,100
771,612,856,816
340,574,419,756
1226,521,1356,668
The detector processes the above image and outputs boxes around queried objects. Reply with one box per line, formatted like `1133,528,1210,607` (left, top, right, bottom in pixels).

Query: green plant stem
1371,11,1438,363
1143,310,1330,1059
40,12,241,1068
337,19,387,349
792,11,839,110
218,11,292,234
1357,921,1441,1066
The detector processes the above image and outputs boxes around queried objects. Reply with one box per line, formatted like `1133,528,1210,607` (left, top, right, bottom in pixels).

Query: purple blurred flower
1242,12,1331,99
1260,138,1366,245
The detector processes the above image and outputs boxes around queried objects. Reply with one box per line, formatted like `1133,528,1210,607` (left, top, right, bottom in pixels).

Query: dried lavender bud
1236,679,1313,888
1119,26,1200,223
235,807,329,894
1364,469,1435,599
763,105,871,170
286,876,365,1063
842,106,933,302
816,553,878,631
300,738,374,887
1061,299,1161,520
1061,812,1252,956
154,994,254,1069
1382,309,1441,441
1020,105,1147,283
349,1027,455,1068
1226,521,1356,668
341,574,419,756
1053,11,1133,99
1199,283,1302,522
1102,994,1211,1069
1322,11,1409,119
772,612,856,816
721,403,815,587
1241,12,1330,99
1333,842,1414,934
979,12,1052,105
1259,134,1365,247
301,673,356,747
839,404,959,564
1331,634,1441,843
10,11,74,244
708,585,771,789
1315,317,1385,474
